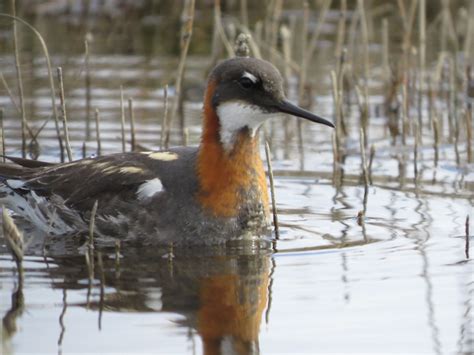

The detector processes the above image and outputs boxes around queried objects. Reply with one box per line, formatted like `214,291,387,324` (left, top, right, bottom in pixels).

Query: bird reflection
7,243,270,355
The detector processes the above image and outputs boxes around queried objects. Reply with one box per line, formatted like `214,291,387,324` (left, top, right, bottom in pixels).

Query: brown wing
0,155,154,211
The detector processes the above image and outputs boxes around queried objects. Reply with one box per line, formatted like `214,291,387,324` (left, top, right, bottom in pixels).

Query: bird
0,57,334,246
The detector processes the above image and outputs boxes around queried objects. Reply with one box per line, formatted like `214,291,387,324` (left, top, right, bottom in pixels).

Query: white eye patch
242,71,258,84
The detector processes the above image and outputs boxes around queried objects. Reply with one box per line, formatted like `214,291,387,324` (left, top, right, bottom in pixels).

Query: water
1,3,473,354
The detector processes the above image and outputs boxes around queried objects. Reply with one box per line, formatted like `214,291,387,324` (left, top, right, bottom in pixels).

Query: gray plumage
0,147,269,246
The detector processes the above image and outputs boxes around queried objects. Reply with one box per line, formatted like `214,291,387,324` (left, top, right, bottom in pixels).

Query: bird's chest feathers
197,134,269,219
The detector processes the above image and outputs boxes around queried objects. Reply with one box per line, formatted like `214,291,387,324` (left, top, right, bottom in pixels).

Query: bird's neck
196,81,269,219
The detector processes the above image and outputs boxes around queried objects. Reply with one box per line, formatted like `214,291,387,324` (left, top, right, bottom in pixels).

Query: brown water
1,2,473,354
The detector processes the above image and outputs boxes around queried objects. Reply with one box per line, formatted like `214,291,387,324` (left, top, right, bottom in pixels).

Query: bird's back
0,146,271,246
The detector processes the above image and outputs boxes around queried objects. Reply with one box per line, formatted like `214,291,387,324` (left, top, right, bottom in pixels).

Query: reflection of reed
57,288,67,353
414,197,442,355
2,270,24,347
332,187,352,303
97,252,105,330
456,271,473,353
2,208,25,346
265,257,276,325
465,215,470,259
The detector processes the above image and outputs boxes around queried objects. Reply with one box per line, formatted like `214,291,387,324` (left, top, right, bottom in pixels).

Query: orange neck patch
197,80,269,218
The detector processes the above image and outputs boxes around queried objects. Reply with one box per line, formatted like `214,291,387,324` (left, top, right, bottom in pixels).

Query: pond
1,1,473,354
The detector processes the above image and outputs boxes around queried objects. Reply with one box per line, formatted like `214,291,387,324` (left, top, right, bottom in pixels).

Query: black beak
275,100,335,128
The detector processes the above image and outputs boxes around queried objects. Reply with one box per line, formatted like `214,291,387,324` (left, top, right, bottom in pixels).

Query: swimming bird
0,57,334,246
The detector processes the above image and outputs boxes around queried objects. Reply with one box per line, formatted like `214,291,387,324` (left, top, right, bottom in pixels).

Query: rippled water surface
1,2,473,354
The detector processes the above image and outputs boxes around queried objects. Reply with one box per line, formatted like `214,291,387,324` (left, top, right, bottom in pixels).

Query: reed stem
84,38,91,141
161,85,169,149
0,13,64,162
265,141,279,239
214,0,234,57
128,98,136,152
0,107,5,162
359,128,369,213
240,0,249,28
95,108,101,156
11,0,27,158
296,0,309,170
2,207,24,272
88,200,98,250
418,0,426,135
166,0,196,147
414,121,419,182
466,103,472,164
432,112,440,167
57,67,73,162
382,18,389,84
120,86,126,153
368,144,375,185
466,215,470,259
305,0,332,64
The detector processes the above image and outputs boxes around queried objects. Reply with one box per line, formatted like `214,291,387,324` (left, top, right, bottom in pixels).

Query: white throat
216,101,276,151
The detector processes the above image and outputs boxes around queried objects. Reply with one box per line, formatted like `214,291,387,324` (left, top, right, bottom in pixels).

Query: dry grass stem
1,107,5,162
165,0,195,147
2,207,24,267
382,18,389,84
331,131,339,186
432,112,440,167
355,84,368,147
95,108,101,156
84,39,91,141
84,250,94,286
119,86,126,153
214,0,234,57
357,0,370,113
10,0,27,159
128,98,136,151
183,127,189,147
240,0,248,28
464,2,474,57
466,215,470,259
0,72,20,113
334,0,347,60
466,103,472,163
0,13,64,162
298,0,309,105
414,121,419,181
267,0,283,63
401,82,409,145
418,0,426,133
305,0,332,64
265,141,279,239
368,144,375,185
161,85,169,149
57,67,73,162
280,25,292,87
296,1,309,170
330,70,342,154
359,128,369,212
88,200,98,250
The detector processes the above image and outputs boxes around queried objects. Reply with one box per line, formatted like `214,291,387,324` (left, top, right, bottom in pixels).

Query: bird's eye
238,76,256,89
